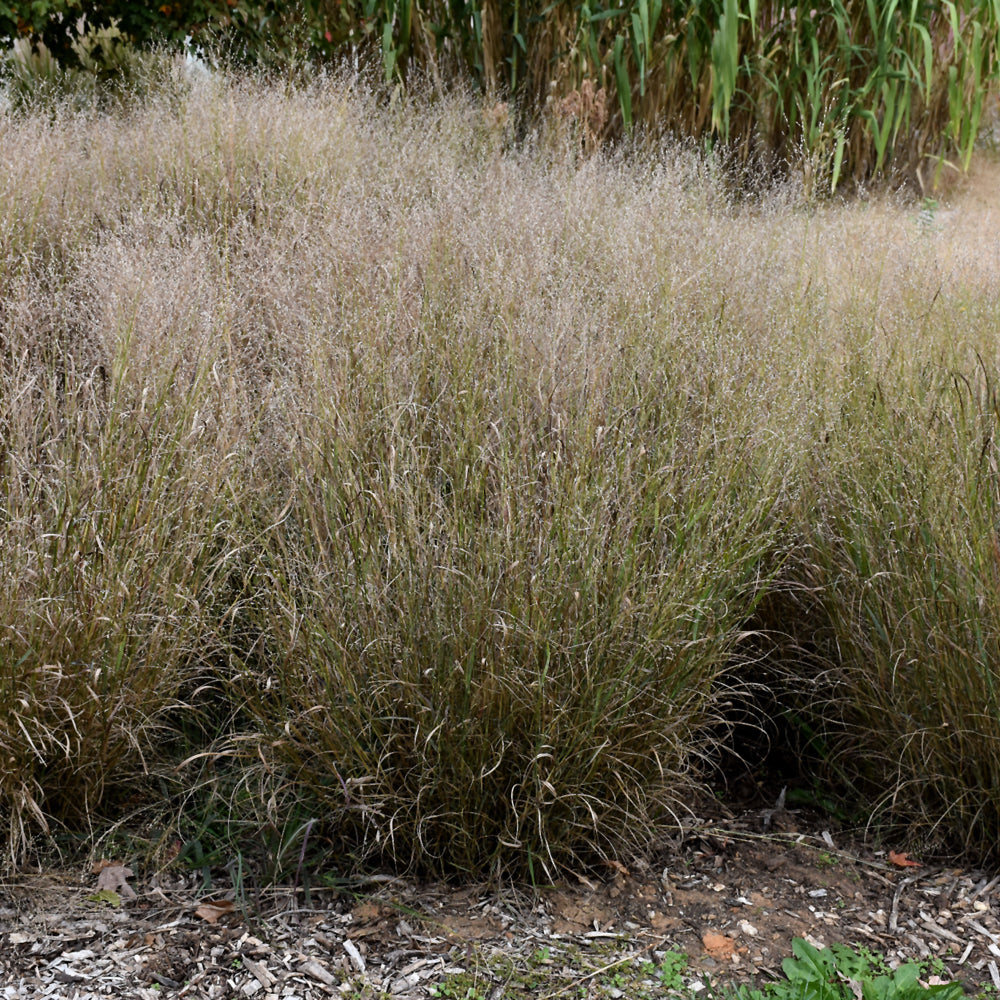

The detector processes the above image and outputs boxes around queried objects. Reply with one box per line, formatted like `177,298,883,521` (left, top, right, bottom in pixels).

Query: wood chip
241,957,276,989
919,917,965,944
969,877,999,904
989,961,1000,991
889,875,922,935
343,938,366,973
963,918,998,942
299,959,337,985
4,817,1000,999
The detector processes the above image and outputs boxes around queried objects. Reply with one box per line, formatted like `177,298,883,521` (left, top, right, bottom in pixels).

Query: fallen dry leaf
93,861,136,900
348,900,397,938
195,899,236,923
888,850,922,868
441,913,504,941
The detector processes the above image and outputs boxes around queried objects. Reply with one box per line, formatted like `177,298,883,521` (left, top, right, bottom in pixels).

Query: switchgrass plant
779,348,1000,858
8,2,999,190
0,344,246,864
3,68,1000,876
230,321,782,879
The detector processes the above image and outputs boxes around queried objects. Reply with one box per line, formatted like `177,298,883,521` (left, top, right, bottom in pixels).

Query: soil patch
3,804,999,998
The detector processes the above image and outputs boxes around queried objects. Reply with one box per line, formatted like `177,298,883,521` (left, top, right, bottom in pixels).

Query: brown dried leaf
195,899,236,923
94,862,136,900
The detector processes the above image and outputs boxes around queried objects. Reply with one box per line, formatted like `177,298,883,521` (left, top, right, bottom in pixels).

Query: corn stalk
309,0,999,187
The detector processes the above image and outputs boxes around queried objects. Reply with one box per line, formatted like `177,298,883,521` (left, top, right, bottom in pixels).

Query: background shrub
4,1,999,189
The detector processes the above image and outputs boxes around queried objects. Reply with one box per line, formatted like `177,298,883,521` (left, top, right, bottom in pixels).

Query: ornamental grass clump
230,318,781,879
0,80,300,864
5,67,1000,876
780,348,1000,859
0,345,246,865
197,94,791,878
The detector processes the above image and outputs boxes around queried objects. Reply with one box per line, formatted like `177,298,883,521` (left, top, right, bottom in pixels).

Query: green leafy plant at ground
720,939,965,1000
429,977,488,1000
641,950,689,991
423,940,967,1000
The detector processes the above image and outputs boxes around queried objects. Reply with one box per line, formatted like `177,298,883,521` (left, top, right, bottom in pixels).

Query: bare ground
3,798,999,999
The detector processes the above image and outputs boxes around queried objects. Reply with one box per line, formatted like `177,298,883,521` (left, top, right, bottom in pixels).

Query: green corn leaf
587,23,601,72
586,8,627,22
911,21,933,100
649,0,663,39
877,78,898,168
398,0,412,51
614,33,632,130
945,2,961,58
831,125,846,193
381,19,396,80
710,0,740,136
687,18,703,90
632,4,646,95
632,10,643,68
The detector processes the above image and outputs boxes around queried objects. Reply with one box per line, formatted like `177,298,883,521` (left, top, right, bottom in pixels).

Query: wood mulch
3,801,999,999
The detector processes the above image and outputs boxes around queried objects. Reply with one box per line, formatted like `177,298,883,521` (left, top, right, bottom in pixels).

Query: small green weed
720,939,965,1000
917,197,940,232
429,974,489,1000
640,950,689,991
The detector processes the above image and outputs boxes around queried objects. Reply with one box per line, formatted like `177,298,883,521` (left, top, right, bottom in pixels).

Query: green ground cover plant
720,938,965,1000
2,66,1000,881
423,939,967,1000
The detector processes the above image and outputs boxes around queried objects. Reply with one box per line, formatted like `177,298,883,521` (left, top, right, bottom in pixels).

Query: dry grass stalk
556,79,608,159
